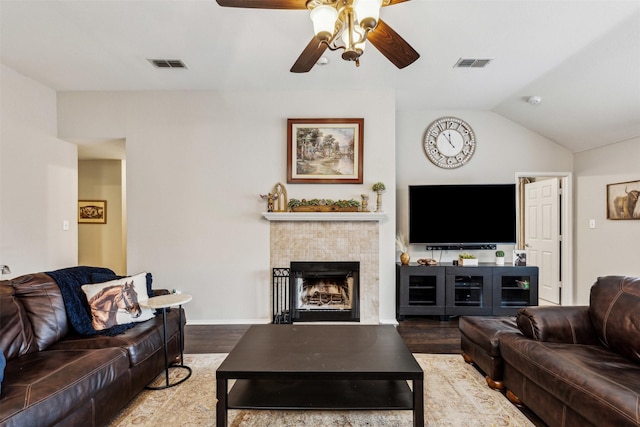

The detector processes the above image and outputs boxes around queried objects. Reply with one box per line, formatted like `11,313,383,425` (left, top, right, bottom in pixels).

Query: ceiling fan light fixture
354,0,382,31
212,0,419,72
310,5,338,41
341,25,366,54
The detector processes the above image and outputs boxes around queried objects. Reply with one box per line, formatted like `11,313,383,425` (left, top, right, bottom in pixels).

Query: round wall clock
423,117,476,169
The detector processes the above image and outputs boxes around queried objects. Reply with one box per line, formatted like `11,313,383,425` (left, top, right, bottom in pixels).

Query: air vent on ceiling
454,58,492,68
148,59,188,69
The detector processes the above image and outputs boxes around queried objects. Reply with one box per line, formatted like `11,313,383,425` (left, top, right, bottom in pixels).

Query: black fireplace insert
289,261,360,322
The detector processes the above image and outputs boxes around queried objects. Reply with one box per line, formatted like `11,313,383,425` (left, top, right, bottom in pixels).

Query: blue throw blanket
47,266,138,336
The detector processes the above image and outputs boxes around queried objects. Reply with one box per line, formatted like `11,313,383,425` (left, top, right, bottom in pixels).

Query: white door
525,178,561,304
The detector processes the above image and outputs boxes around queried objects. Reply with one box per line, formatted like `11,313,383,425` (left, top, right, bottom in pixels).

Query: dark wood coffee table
216,324,424,426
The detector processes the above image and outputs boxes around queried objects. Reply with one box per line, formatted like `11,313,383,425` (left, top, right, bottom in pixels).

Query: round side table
143,293,192,390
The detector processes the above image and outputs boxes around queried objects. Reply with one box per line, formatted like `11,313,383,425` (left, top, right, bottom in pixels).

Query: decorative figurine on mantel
372,182,386,212
360,194,369,212
260,193,277,212
260,182,288,212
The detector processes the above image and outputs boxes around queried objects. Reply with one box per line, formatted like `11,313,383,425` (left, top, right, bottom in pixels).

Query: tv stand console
396,263,538,319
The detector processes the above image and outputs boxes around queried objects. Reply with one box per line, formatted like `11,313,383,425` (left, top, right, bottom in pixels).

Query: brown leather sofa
0,267,184,427
461,275,640,427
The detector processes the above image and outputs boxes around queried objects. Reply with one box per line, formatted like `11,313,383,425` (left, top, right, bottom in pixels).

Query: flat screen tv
408,184,517,248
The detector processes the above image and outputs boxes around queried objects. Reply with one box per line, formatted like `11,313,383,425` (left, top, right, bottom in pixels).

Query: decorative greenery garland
287,198,361,209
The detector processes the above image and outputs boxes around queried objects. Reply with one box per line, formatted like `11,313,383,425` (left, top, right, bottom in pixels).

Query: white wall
0,65,78,276
78,159,126,275
396,110,573,264
573,137,640,304
8,63,635,319
58,89,397,323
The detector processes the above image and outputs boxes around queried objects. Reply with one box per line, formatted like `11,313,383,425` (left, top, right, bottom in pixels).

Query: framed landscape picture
78,200,107,224
607,180,640,220
287,118,364,184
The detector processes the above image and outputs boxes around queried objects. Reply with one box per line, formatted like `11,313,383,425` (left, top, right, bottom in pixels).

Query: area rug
107,353,533,427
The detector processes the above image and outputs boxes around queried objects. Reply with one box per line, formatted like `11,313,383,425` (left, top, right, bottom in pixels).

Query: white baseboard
187,318,400,326
186,319,270,325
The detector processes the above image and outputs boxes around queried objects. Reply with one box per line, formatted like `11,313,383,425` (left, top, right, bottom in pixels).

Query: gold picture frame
78,200,107,224
287,118,364,184
606,180,640,220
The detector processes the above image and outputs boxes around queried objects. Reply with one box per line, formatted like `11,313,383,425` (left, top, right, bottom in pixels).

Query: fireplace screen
290,261,359,322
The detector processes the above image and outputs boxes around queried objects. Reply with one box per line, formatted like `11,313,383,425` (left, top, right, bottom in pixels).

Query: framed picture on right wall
606,180,640,220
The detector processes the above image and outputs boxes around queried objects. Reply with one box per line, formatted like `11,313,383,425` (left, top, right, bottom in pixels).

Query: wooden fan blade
290,36,329,73
367,18,420,69
215,0,307,9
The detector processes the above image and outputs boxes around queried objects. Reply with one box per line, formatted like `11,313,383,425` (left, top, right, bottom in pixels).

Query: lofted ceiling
1,0,639,153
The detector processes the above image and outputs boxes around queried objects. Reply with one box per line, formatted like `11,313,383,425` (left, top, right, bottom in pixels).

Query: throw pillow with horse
81,272,155,331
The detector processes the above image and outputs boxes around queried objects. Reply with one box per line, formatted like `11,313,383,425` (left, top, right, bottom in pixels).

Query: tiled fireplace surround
268,218,380,324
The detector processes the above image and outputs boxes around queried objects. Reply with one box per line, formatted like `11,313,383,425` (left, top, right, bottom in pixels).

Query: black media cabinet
396,263,538,319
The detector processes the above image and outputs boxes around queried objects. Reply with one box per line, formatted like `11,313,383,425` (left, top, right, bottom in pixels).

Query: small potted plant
458,253,478,266
372,182,385,212
495,250,505,266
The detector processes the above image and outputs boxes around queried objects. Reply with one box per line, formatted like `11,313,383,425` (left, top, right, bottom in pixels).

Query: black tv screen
408,184,517,247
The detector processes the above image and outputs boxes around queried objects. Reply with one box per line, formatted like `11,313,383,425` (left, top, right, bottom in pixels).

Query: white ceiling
2,0,639,153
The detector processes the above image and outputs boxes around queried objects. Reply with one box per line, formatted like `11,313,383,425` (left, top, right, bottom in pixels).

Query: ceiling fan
215,0,420,73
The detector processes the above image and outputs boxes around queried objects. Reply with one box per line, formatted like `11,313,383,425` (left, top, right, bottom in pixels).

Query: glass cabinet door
492,266,539,315
445,267,493,315
396,265,445,319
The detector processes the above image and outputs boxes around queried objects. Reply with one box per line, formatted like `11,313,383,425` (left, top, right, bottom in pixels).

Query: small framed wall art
607,180,640,220
287,118,364,184
78,200,107,224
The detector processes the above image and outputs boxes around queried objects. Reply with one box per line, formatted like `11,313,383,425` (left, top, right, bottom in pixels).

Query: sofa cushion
589,275,640,363
459,316,519,356
50,307,183,367
81,272,155,331
11,273,69,351
0,348,129,426
459,316,520,384
0,282,36,360
501,333,640,427
516,305,599,345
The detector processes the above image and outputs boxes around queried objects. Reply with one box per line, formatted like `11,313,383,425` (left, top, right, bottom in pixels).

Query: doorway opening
77,139,127,275
516,172,573,306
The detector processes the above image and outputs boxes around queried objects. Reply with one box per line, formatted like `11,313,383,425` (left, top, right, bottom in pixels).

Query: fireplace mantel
262,212,386,222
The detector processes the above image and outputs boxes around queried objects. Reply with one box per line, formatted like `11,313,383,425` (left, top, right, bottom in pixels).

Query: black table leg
216,377,228,427
414,378,424,427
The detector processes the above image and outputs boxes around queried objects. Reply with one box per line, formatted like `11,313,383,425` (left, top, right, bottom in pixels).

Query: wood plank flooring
184,317,462,354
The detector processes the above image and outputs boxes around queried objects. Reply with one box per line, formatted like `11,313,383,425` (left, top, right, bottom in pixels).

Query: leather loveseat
0,266,184,427
461,275,640,427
